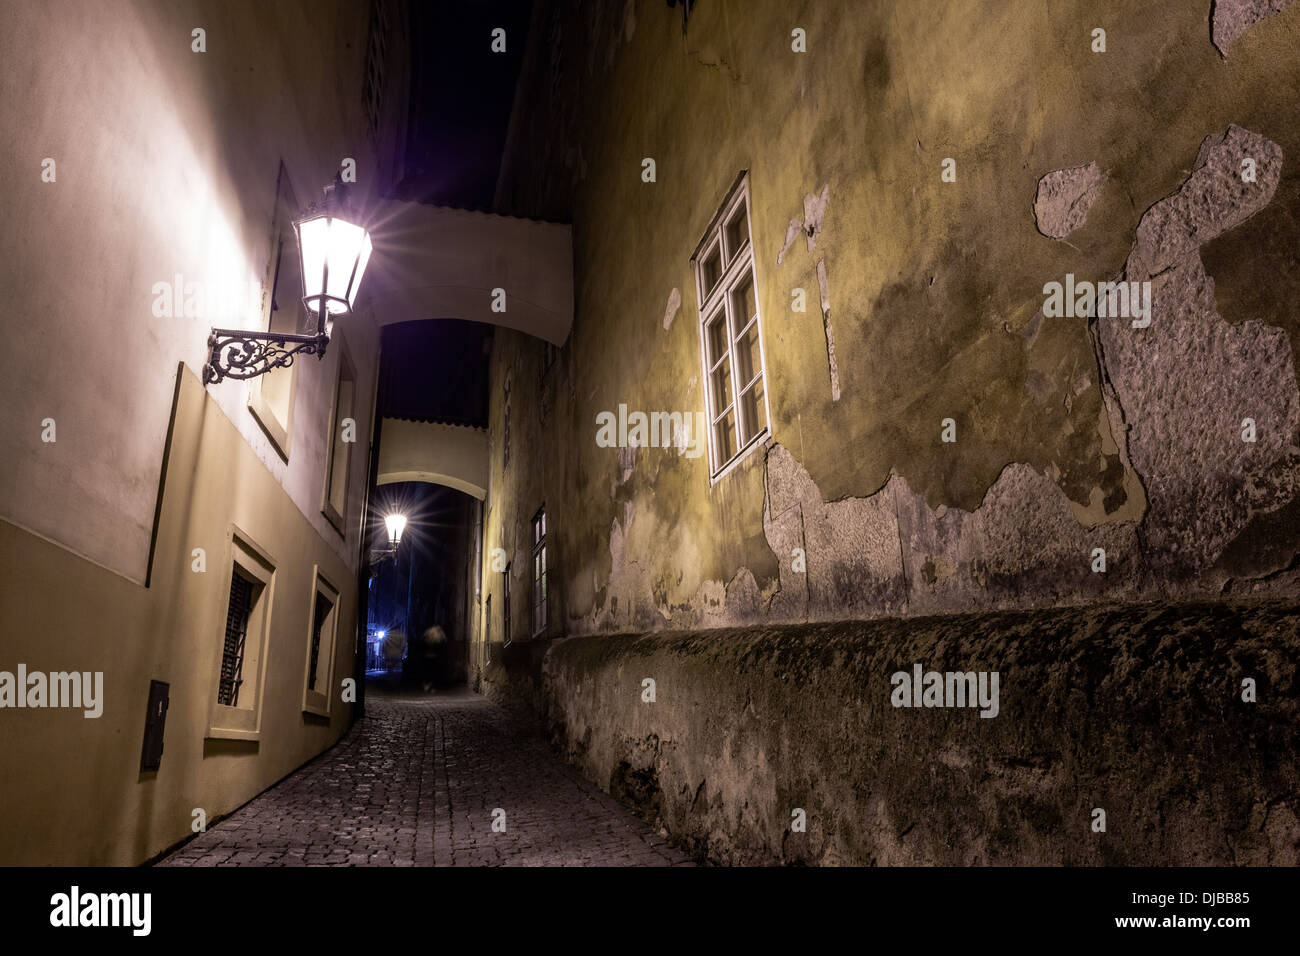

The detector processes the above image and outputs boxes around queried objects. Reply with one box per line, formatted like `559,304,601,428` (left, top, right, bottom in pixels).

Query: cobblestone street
158,689,693,867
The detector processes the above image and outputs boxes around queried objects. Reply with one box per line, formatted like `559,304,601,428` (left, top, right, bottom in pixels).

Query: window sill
708,429,771,486
301,690,331,719
247,384,292,462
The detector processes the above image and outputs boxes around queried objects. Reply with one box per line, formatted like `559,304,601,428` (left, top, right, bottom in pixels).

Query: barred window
307,591,332,691
217,571,255,707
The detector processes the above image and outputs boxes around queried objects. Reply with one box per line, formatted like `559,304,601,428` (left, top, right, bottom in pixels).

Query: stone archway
375,418,488,499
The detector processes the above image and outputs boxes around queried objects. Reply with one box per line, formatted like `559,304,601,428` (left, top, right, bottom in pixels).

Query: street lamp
202,174,372,385
385,513,407,552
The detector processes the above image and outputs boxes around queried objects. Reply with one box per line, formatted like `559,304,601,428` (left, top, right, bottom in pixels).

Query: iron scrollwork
202,329,328,385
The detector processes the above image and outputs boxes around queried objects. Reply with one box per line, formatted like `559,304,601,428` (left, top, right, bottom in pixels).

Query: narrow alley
157,691,692,868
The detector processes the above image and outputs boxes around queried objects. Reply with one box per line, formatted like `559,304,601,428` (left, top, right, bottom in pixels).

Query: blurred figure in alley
421,624,447,692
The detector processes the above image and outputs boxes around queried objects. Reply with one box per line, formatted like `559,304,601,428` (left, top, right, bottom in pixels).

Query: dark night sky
379,319,492,425
376,2,533,424
400,0,533,210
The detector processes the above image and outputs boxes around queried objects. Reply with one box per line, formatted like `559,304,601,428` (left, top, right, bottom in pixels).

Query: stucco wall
0,0,379,582
0,0,382,865
479,0,1300,645
0,369,362,865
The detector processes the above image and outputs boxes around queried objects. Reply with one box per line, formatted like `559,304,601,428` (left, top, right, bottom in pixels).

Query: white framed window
693,174,770,481
207,526,276,741
301,567,339,718
531,506,547,636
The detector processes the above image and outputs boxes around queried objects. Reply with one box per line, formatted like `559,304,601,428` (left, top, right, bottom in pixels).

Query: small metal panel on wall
140,680,169,772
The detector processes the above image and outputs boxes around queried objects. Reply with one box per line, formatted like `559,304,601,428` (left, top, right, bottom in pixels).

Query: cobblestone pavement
158,689,692,867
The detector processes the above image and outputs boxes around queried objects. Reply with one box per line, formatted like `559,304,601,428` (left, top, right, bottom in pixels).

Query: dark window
218,571,255,706
473,499,483,602
362,0,389,136
503,562,511,645
532,507,547,636
308,591,333,691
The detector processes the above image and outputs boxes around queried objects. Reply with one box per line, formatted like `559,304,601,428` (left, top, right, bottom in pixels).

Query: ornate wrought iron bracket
202,329,329,385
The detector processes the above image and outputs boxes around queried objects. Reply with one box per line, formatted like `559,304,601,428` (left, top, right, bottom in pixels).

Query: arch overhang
376,418,489,500
363,198,573,344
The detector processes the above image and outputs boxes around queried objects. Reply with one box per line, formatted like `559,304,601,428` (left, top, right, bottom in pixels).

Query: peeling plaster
777,218,802,266
580,440,1142,633
1033,162,1106,240
803,184,830,251
663,287,681,330
1096,125,1300,578
1211,0,1294,56
568,121,1299,638
816,259,841,401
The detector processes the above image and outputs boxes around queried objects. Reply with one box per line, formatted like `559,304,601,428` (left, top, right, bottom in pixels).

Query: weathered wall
540,601,1299,866
474,0,1300,863
476,0,1300,655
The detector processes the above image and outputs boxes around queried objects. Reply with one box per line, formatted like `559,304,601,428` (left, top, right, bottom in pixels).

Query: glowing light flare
295,214,373,324
385,513,408,548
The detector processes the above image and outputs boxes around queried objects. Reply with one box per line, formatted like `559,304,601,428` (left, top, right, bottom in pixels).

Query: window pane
725,203,749,261
739,377,767,444
700,243,722,298
734,318,762,388
707,313,729,365
714,409,737,463
731,272,757,328
308,592,332,691
710,358,732,416
328,375,354,516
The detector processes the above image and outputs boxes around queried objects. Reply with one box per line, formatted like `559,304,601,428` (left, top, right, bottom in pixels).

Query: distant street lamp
385,513,407,552
203,174,373,384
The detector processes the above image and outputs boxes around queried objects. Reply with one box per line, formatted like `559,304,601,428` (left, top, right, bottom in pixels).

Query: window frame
301,567,340,718
321,337,357,536
692,174,772,483
531,506,547,637
248,161,303,461
502,560,512,647
207,526,276,742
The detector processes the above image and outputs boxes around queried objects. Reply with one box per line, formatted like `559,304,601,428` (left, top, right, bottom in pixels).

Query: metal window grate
308,592,332,691
218,572,254,706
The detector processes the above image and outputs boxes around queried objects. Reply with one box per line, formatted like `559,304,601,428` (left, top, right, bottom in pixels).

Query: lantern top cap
296,172,364,225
